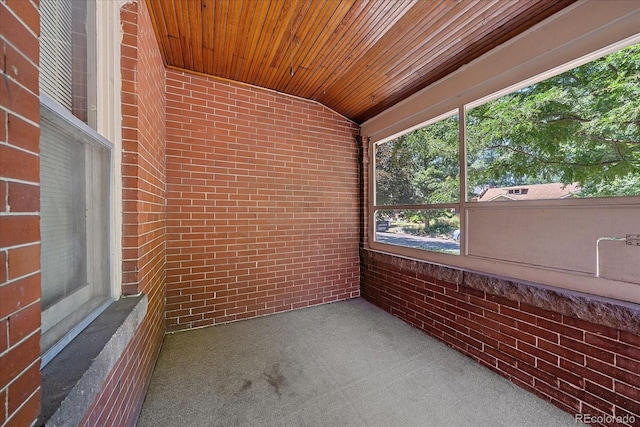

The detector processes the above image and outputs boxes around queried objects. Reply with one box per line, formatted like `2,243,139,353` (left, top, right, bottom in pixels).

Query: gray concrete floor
137,298,578,427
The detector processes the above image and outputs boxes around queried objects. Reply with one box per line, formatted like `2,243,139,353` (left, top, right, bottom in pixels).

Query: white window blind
39,0,74,111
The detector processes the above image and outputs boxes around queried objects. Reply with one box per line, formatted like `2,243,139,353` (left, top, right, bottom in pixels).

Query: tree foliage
375,114,459,206
376,42,640,204
467,43,640,197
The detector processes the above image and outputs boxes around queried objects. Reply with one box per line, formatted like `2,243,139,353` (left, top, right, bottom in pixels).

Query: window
374,113,460,254
367,25,640,302
466,42,640,201
39,0,112,365
40,0,97,127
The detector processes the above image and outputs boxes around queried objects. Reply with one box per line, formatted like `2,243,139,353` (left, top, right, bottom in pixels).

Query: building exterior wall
361,250,640,423
77,1,167,425
0,1,42,425
164,72,360,331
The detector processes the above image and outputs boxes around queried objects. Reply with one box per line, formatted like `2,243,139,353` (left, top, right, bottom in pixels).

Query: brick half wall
165,71,360,331
361,249,640,425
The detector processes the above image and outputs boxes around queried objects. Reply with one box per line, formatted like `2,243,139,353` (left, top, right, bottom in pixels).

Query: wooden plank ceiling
146,0,575,124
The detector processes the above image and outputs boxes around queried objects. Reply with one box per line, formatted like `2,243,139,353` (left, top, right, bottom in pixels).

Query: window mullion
458,104,467,252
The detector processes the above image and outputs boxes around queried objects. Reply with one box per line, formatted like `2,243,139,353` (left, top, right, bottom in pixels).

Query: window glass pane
375,114,459,206
40,107,111,354
375,209,460,255
466,43,640,201
40,123,86,308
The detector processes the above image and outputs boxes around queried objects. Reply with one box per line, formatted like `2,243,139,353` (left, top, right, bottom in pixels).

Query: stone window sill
38,295,147,426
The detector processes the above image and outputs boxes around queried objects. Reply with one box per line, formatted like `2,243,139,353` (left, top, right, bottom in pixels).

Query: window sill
38,294,147,426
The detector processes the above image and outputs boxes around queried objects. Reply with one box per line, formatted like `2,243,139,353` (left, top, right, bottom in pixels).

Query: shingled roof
476,183,580,202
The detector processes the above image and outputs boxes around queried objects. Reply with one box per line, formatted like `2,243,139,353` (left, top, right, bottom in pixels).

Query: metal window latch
626,235,640,246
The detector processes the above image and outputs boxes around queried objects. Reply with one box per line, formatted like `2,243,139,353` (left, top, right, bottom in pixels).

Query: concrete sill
38,295,147,426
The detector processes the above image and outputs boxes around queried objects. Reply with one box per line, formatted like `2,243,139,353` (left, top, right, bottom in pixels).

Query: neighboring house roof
476,183,580,202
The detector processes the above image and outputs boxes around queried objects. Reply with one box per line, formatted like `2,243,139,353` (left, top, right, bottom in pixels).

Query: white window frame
363,1,640,304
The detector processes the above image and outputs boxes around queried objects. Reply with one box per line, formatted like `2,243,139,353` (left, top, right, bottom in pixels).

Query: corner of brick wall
361,249,640,425
164,72,361,332
79,1,167,425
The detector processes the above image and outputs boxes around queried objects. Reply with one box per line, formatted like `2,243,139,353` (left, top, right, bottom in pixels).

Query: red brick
0,75,39,123
0,3,39,66
0,215,39,248
0,318,7,353
7,361,40,414
3,41,39,92
617,355,640,376
498,342,536,366
537,359,583,388
0,332,39,387
615,382,640,408
6,114,39,154
585,333,640,361
518,321,558,344
486,293,519,309
619,331,640,349
0,250,6,283
4,388,39,427
517,341,559,365
500,306,536,324
562,315,618,339
0,145,39,183
586,380,640,415
580,402,615,421
587,356,639,388
537,318,583,340
561,358,613,389
7,244,39,279
0,110,5,145
561,336,614,364
6,182,38,213
8,302,39,346
534,378,581,412
0,274,40,319
497,360,534,386
5,0,39,34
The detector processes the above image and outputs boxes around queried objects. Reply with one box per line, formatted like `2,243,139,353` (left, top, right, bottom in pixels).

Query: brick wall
121,0,167,298
0,1,42,426
361,250,640,425
78,1,167,425
165,72,360,331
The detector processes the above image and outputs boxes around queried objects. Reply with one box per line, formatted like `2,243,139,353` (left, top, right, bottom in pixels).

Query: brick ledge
361,249,640,335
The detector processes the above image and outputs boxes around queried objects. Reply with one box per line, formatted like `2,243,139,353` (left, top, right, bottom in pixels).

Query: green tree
375,114,459,233
467,43,640,197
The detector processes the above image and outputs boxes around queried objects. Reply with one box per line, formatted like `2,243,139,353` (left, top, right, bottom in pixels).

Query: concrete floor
137,298,578,427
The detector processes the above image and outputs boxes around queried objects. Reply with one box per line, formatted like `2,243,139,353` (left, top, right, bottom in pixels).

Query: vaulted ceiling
146,0,575,124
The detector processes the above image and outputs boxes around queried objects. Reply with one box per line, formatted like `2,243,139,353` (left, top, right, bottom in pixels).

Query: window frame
372,110,463,255
40,94,114,367
364,1,640,304
39,0,124,367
